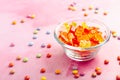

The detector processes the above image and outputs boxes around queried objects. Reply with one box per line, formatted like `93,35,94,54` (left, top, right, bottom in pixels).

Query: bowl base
65,49,98,61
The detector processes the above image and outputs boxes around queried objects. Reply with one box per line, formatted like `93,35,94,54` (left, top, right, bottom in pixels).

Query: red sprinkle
117,56,120,61
96,70,102,75
104,59,109,64
40,68,46,73
74,73,80,78
47,44,51,48
8,62,14,67
46,53,52,58
24,75,30,80
116,75,120,80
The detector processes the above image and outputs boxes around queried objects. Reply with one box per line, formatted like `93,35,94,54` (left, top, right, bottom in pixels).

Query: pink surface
0,0,120,80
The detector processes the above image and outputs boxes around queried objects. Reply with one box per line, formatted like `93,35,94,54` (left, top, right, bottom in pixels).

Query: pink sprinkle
118,36,120,40
26,15,31,18
9,43,15,47
70,4,74,7
73,2,76,5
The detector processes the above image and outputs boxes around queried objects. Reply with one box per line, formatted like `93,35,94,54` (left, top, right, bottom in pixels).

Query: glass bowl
54,18,111,61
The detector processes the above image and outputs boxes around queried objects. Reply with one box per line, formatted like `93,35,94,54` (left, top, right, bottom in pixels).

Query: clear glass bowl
54,19,111,61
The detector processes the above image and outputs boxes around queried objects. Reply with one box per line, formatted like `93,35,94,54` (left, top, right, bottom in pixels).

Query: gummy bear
81,22,88,28
59,32,69,43
75,26,83,36
71,21,77,27
79,40,91,48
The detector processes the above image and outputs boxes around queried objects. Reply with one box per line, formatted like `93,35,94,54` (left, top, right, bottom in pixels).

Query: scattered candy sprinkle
41,43,45,48
9,43,15,47
12,21,17,25
95,67,101,72
46,53,52,58
16,56,21,60
95,7,99,10
103,11,108,16
74,73,80,78
96,70,102,75
36,27,40,31
20,19,25,23
82,8,86,11
40,68,46,73
68,2,76,11
33,30,39,34
113,33,117,38
46,31,50,35
104,59,109,64
9,69,15,75
94,10,98,14
26,15,31,18
119,62,120,65
91,72,97,78
41,76,47,80
88,5,93,10
47,44,51,48
32,35,38,39
72,2,76,5
80,72,85,76
28,42,34,46
117,36,120,40
111,30,116,34
68,6,76,11
117,56,120,61
27,14,36,19
111,30,117,38
8,62,14,67
36,53,41,58
116,75,120,80
55,69,61,74
70,4,74,7
24,75,30,80
30,14,36,19
23,57,29,63
72,70,78,75
84,13,88,17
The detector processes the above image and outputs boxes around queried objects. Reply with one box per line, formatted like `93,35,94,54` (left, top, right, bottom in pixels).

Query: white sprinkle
28,42,34,46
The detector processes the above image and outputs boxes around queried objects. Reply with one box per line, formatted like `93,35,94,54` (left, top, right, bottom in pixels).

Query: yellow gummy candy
63,22,69,26
79,40,91,48
95,34,104,42
81,22,88,28
63,22,70,31
71,21,77,27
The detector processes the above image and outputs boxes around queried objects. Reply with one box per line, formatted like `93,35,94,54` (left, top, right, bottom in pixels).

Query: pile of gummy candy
58,22,105,48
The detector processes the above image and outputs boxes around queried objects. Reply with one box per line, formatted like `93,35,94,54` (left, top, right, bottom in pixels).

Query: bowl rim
54,18,111,50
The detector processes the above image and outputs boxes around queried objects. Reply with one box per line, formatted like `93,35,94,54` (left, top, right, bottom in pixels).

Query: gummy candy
58,22,104,48
71,21,77,27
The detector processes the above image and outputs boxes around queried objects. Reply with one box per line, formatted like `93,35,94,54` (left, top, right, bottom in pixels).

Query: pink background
0,0,120,80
